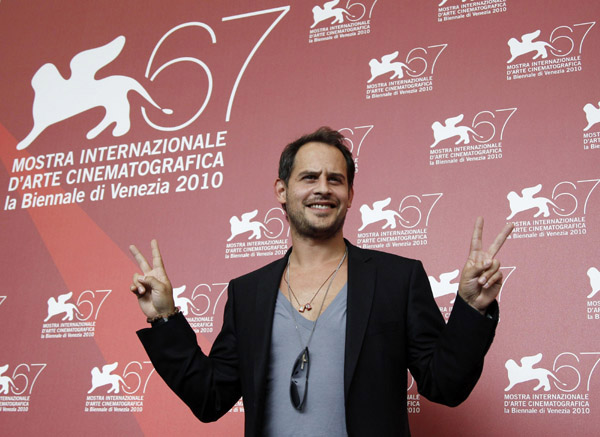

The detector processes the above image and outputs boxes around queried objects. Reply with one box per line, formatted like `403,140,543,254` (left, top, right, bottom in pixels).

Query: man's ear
275,178,287,206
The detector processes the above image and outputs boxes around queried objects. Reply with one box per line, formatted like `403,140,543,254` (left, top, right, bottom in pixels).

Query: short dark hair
278,126,355,188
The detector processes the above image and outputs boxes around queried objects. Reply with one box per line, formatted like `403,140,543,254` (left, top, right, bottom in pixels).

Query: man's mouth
306,200,336,210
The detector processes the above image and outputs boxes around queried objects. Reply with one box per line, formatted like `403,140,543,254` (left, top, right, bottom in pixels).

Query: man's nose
314,176,332,194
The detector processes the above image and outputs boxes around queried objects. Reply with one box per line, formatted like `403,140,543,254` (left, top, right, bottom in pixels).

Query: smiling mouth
306,199,337,210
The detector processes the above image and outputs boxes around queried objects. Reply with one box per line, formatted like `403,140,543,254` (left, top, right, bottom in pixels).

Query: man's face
275,142,354,240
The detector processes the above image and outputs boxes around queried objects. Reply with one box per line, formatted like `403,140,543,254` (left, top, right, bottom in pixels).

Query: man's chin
298,219,346,240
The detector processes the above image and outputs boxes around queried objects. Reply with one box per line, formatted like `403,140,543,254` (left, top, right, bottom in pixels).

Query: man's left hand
458,217,514,314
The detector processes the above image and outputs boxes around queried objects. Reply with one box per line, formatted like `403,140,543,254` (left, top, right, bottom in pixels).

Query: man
130,127,513,436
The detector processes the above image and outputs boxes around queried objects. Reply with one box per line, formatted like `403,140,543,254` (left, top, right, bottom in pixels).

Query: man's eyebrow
326,171,346,180
296,170,321,177
296,169,346,180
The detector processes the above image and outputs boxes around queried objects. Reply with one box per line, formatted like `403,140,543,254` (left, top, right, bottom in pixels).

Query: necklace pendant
298,305,305,313
304,303,312,311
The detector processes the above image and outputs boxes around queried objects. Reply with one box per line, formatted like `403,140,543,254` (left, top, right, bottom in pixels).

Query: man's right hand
129,239,175,319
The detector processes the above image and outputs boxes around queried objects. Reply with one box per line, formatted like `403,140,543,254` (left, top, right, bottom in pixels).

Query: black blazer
138,241,497,436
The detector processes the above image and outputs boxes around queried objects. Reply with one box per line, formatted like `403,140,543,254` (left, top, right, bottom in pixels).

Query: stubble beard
285,201,347,241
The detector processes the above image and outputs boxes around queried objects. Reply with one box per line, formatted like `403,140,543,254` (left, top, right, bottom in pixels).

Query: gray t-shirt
264,284,348,437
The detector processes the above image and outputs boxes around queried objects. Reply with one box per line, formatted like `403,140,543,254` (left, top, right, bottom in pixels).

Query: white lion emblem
88,362,127,394
587,267,600,299
44,291,82,322
507,30,557,64
311,0,352,28
506,184,562,220
504,353,564,392
358,198,407,231
0,365,17,395
367,51,414,83
17,36,172,150
428,270,459,303
583,101,600,132
430,114,481,148
228,210,271,241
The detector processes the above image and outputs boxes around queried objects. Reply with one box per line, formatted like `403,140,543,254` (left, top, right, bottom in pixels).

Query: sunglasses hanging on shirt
286,248,347,411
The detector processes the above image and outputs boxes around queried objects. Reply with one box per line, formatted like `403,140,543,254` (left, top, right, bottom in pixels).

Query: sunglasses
290,347,310,410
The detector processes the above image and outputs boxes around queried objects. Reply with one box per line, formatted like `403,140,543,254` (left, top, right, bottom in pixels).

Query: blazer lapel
344,241,376,400
252,250,290,409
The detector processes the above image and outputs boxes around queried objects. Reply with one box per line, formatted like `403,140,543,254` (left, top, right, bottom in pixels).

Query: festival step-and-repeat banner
1,0,599,435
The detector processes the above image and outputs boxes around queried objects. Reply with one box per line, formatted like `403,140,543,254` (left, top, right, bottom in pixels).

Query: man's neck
288,232,347,269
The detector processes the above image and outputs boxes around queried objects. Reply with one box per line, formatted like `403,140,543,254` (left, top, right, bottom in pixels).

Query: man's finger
477,259,501,285
138,275,165,293
469,216,484,255
132,273,146,295
487,222,514,257
130,283,141,296
151,239,166,270
483,270,504,290
129,244,152,274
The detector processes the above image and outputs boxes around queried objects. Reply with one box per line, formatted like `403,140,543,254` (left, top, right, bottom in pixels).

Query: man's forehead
291,142,347,173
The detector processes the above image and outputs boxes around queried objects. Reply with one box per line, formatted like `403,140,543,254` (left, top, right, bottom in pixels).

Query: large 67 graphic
17,7,291,149
143,6,290,130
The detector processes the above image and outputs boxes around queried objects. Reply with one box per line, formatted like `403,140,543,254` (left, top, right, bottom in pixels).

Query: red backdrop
1,0,599,435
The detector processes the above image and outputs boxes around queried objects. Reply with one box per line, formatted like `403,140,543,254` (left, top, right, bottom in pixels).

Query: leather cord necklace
284,269,335,313
286,247,348,411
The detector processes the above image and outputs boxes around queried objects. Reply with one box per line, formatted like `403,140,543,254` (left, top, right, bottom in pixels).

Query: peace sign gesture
129,239,175,319
458,217,514,314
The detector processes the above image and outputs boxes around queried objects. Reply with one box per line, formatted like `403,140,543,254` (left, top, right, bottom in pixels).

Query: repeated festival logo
308,0,377,44
172,282,228,335
437,0,507,22
40,289,111,339
365,44,446,99
503,352,596,416
355,192,443,249
583,99,600,151
224,208,289,259
506,22,595,81
0,363,46,413
428,108,516,166
505,179,598,240
85,360,154,413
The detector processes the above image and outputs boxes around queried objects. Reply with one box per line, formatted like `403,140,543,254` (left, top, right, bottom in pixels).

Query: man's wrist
147,307,180,326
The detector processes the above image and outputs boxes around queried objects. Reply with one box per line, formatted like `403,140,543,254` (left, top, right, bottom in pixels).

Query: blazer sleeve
136,283,242,422
406,260,497,406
